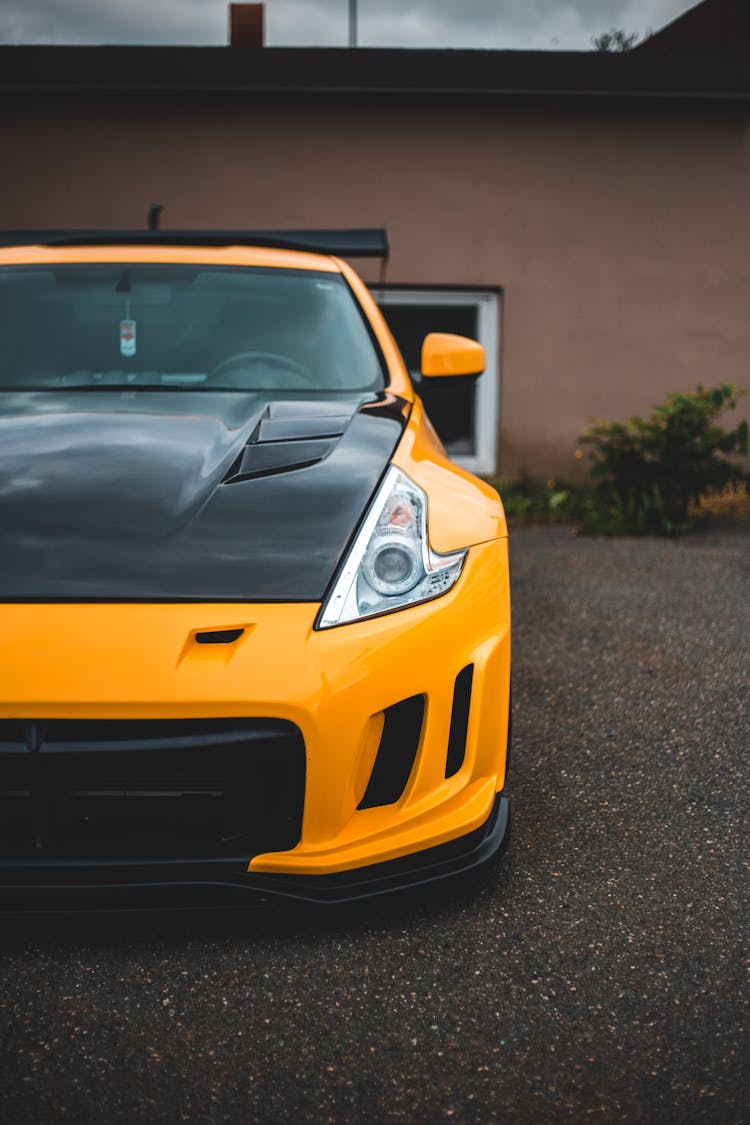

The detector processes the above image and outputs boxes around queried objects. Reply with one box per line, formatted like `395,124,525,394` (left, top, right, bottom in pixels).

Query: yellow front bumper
0,539,510,875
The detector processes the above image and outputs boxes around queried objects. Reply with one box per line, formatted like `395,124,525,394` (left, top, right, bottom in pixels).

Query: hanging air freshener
120,318,136,357
119,290,136,357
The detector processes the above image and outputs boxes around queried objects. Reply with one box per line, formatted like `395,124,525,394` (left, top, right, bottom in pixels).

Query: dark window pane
377,299,477,455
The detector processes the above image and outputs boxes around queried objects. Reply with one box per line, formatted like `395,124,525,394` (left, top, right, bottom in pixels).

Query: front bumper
0,795,509,912
0,538,510,901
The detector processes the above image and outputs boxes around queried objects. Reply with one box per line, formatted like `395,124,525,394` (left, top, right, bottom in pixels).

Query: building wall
3,91,749,478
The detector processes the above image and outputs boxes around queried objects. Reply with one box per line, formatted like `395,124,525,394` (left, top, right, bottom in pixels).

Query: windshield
0,264,385,393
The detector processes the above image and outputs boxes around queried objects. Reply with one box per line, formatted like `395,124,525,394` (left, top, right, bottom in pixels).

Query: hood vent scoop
231,438,338,481
255,413,352,442
224,403,353,483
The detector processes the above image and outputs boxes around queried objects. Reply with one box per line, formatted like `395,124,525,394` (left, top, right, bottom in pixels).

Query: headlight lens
316,466,467,628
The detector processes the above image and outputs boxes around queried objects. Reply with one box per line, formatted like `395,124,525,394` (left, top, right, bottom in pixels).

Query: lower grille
0,719,305,862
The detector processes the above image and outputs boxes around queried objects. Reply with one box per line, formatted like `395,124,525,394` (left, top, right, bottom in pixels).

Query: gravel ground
1,524,748,1123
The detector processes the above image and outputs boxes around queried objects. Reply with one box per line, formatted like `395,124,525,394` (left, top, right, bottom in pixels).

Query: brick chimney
229,3,265,47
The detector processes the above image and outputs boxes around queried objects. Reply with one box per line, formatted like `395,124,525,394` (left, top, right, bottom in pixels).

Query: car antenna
147,203,164,231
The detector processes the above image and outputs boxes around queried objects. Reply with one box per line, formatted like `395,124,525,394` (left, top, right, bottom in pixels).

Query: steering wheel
207,350,315,386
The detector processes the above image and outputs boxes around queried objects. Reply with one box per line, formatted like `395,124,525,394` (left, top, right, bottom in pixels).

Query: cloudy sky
0,0,699,50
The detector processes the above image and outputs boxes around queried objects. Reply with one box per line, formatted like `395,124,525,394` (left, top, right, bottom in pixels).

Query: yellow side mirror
421,333,485,379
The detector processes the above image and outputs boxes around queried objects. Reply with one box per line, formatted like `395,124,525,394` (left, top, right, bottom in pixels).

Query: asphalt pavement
1,523,748,1123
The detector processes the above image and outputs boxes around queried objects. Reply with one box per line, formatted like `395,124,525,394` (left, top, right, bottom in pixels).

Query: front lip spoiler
0,795,510,913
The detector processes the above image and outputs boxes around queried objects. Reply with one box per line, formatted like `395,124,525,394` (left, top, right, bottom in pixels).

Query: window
0,264,384,394
376,288,500,475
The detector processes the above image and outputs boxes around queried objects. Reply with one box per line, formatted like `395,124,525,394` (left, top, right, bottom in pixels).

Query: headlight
316,466,467,628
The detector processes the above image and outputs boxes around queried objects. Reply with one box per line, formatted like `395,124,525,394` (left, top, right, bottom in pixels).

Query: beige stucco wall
3,91,749,479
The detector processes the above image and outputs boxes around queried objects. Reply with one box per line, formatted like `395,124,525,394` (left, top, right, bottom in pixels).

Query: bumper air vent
0,719,305,862
445,664,474,778
358,695,425,810
194,629,244,645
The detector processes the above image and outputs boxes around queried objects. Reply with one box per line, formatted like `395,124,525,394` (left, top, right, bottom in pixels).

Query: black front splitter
0,794,509,913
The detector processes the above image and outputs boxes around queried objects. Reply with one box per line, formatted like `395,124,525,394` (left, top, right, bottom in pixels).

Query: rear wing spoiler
0,228,389,260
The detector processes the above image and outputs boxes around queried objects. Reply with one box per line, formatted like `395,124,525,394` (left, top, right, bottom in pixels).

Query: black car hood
0,390,406,601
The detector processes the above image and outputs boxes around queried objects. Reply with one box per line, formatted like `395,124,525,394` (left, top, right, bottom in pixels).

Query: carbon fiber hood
0,390,406,601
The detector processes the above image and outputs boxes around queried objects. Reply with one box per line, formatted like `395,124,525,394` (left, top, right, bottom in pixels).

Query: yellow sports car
0,228,511,907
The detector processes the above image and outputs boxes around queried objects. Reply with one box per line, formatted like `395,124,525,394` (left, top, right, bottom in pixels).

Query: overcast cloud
0,0,699,50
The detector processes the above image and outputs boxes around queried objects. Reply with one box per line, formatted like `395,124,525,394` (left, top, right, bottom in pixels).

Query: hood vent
224,403,353,483
231,438,338,480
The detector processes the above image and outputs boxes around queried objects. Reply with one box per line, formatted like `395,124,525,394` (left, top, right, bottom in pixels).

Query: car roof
0,243,344,271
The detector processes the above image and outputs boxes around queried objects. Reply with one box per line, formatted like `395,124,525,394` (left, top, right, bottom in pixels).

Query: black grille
0,719,305,861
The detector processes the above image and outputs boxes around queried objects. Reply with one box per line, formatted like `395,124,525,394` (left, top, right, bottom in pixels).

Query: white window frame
374,287,500,476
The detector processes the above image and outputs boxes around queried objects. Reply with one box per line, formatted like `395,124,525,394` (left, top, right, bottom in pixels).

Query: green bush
579,384,749,535
493,474,588,523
